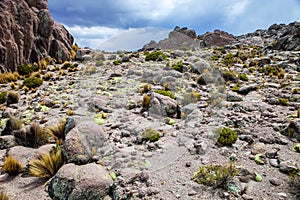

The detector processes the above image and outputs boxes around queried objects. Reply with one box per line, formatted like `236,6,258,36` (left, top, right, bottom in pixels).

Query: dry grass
0,72,19,84
0,191,9,200
28,145,63,179
1,156,23,176
38,58,49,70
6,91,19,106
45,119,66,144
14,123,49,148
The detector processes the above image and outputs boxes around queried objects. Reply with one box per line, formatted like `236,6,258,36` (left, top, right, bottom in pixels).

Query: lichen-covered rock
48,163,113,200
62,118,107,164
0,0,74,72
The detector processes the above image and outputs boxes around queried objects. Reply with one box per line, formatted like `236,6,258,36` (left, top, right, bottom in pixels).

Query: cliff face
0,0,74,72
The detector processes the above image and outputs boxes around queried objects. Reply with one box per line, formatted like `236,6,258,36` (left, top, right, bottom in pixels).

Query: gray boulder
281,119,300,142
63,118,107,164
48,163,113,200
149,93,178,117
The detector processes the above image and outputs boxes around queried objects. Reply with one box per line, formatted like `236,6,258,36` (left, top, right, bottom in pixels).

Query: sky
48,0,300,51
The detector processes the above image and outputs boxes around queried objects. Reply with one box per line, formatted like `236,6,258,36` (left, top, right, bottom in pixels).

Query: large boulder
0,0,74,72
62,118,107,164
149,93,178,117
48,163,113,200
201,30,236,47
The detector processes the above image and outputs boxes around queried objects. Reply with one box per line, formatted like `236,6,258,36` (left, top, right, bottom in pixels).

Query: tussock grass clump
6,91,19,106
45,119,67,144
0,191,9,200
142,93,151,111
113,60,122,65
23,77,43,89
28,145,63,179
2,156,23,175
140,84,152,95
238,73,249,81
14,123,49,148
1,116,23,136
17,64,38,76
278,98,288,106
0,72,19,84
192,163,239,189
215,127,238,146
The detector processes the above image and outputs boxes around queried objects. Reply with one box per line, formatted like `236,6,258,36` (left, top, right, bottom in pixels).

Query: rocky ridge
0,22,299,200
0,0,74,72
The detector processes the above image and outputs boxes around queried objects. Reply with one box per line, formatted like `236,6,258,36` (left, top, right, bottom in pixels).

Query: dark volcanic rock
0,0,74,72
273,22,300,51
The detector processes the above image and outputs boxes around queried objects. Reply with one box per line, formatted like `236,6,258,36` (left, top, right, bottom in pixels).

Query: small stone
270,178,282,186
0,173,9,182
176,194,181,198
251,142,266,154
269,159,279,168
242,194,254,200
188,190,197,196
277,192,288,198
239,176,250,183
143,152,153,157
185,162,191,167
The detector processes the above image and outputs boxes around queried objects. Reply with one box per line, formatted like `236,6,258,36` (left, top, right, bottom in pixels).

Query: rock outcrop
200,29,237,47
0,0,74,72
142,26,199,50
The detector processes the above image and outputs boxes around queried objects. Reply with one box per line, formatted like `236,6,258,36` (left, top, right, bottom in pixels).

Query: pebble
277,192,288,198
188,190,197,196
269,159,279,168
0,173,9,182
185,162,191,167
143,152,153,157
270,178,282,186
242,194,254,200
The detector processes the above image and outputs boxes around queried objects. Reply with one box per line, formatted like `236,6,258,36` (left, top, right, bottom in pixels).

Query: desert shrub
113,60,122,65
154,90,175,99
172,60,184,73
259,65,284,77
17,64,38,76
38,58,49,70
61,61,75,69
141,128,160,142
238,73,249,81
6,91,19,106
192,163,239,189
23,77,43,89
278,98,288,106
1,156,23,175
0,91,7,104
145,51,167,61
0,191,8,200
14,123,49,148
211,55,219,61
215,127,238,146
231,82,240,92
28,145,63,179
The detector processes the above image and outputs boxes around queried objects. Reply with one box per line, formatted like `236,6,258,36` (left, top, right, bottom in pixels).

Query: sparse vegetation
1,156,23,175
23,77,43,89
142,93,152,110
140,83,152,95
221,53,235,66
61,61,73,69
278,98,288,106
28,145,63,179
192,163,239,189
141,128,160,142
215,127,238,146
145,51,167,61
